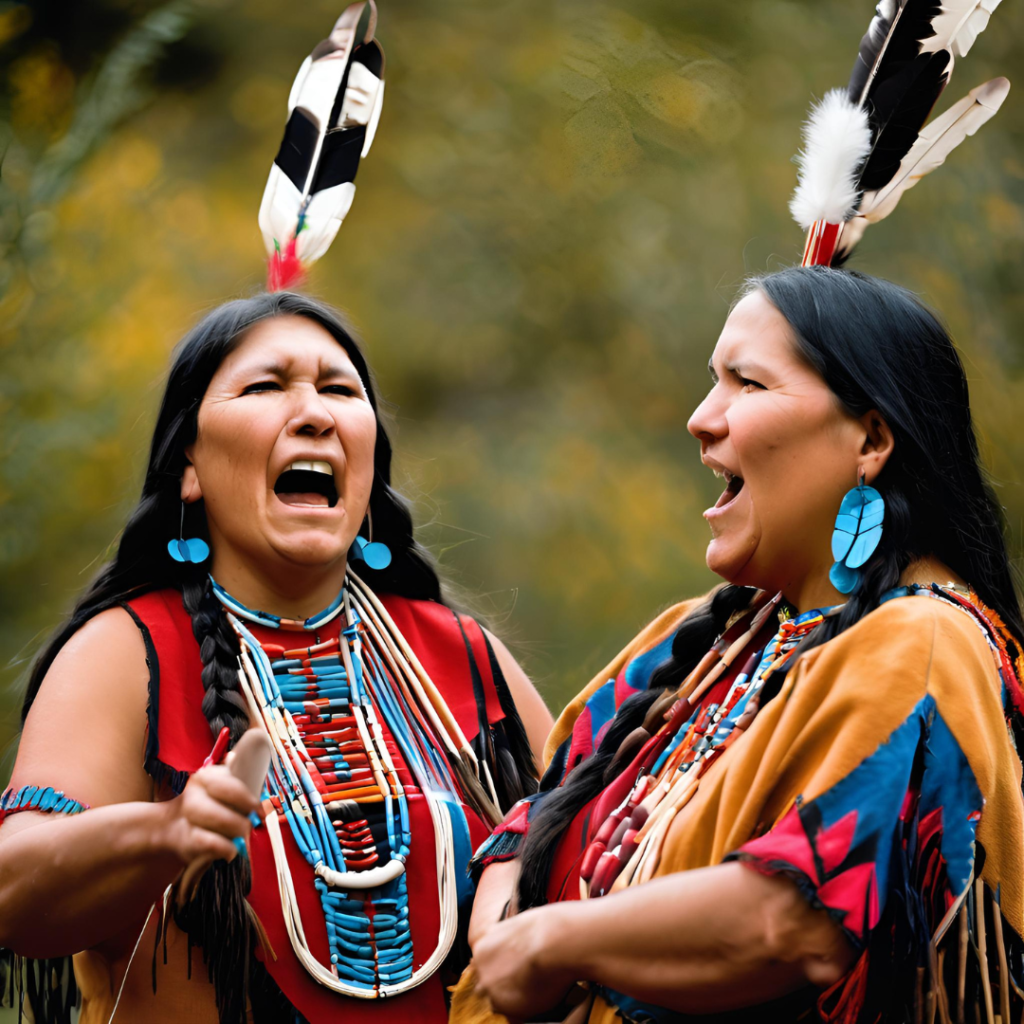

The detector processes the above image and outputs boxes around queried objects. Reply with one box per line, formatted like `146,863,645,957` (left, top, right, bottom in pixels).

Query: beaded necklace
582,597,844,899
215,571,500,998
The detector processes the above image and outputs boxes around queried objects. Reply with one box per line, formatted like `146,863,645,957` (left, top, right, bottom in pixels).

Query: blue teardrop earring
829,469,885,594
167,502,210,564
348,506,392,571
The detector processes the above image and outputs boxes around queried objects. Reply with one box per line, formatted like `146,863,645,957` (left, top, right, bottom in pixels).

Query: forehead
217,314,359,376
713,291,800,365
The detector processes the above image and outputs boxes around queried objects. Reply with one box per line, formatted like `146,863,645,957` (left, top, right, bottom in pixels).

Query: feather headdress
259,2,385,291
791,0,1009,266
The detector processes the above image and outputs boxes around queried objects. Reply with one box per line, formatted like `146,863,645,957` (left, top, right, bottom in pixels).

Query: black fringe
452,612,538,815
143,755,190,797
120,603,191,796
0,949,80,1024
169,859,254,1024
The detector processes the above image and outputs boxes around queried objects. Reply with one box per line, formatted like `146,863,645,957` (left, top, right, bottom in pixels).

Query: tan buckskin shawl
452,593,1024,1024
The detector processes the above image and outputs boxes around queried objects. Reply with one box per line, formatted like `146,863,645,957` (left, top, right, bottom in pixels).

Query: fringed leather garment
452,585,1024,1024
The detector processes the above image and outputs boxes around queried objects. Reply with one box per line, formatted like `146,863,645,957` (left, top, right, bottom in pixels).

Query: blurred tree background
1,0,1022,786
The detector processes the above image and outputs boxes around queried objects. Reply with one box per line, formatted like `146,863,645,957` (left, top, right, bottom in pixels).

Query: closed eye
321,384,360,397
241,381,283,395
738,375,766,390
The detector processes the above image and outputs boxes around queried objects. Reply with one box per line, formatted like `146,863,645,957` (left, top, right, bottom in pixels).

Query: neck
784,562,845,616
209,556,348,621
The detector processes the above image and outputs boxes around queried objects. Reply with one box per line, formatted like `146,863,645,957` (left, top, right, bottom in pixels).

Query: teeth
285,460,333,476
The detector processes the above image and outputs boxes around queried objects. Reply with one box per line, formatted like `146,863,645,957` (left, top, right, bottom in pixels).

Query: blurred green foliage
1,0,1022,786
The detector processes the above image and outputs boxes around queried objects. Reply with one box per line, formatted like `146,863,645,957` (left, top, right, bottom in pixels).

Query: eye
321,384,360,397
739,376,766,391
241,381,283,395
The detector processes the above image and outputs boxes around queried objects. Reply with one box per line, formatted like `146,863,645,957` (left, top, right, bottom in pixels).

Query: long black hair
18,291,446,1022
517,265,1024,911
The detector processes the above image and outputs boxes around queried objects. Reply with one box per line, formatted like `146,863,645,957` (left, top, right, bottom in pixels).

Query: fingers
192,766,261,817
165,766,262,868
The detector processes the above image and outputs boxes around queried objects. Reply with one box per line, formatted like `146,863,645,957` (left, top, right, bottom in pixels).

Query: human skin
0,315,551,1021
469,291,907,1019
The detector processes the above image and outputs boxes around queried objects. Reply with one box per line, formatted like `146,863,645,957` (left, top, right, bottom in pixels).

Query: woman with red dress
0,290,552,1023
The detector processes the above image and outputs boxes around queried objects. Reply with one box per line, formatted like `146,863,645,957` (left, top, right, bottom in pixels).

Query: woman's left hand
472,904,577,1021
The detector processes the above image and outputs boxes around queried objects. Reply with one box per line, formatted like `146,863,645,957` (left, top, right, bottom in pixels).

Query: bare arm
471,862,856,1020
468,859,520,951
0,608,258,957
484,628,553,769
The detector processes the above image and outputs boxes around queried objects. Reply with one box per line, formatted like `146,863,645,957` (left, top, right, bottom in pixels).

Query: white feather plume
920,0,1003,60
789,89,873,229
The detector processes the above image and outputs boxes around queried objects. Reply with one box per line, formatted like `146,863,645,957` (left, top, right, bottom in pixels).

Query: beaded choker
209,577,345,631
213,572,500,998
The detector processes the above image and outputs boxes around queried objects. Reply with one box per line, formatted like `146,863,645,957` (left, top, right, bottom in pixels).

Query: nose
287,384,336,438
687,384,728,444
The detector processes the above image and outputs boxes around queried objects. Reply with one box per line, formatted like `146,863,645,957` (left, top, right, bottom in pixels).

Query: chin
273,534,351,568
705,536,759,588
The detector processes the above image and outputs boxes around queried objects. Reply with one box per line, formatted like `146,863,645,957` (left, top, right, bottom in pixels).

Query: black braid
181,577,250,746
516,585,754,911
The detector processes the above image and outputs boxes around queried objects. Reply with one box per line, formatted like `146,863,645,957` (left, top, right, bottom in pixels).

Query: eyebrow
709,357,773,381
250,362,360,381
731,360,772,380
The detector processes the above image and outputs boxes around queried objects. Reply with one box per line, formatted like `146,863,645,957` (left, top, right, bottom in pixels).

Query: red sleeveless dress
125,588,509,1024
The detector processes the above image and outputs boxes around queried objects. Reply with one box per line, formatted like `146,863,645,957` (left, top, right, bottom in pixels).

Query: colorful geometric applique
732,695,982,947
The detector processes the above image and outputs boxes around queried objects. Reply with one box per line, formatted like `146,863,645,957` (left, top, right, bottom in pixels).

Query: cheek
194,408,275,500
339,408,378,483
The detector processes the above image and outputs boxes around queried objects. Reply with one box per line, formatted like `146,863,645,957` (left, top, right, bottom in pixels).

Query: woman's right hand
159,764,262,896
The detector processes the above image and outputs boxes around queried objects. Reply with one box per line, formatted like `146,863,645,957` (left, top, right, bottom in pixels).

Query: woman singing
458,266,1024,1024
0,291,552,1024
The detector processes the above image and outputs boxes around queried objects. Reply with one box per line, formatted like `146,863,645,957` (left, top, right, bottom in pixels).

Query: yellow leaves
161,186,210,241
556,6,746,191
635,62,744,145
984,195,1024,240
230,75,290,132
111,135,163,193
8,43,74,138
0,3,31,48
563,95,642,178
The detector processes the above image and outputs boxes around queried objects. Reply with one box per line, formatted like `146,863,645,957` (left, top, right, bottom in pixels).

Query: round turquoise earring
829,470,885,594
167,502,210,564
348,508,391,571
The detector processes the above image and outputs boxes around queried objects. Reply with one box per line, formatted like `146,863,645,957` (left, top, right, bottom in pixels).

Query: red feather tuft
267,239,306,292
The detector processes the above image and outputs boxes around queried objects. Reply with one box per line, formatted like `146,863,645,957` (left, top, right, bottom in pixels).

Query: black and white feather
259,2,385,285
790,0,1007,262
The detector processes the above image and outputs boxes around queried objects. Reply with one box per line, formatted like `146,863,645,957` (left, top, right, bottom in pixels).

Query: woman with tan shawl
452,267,1024,1024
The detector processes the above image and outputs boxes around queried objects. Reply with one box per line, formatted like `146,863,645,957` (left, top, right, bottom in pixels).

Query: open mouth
274,460,338,508
714,470,745,509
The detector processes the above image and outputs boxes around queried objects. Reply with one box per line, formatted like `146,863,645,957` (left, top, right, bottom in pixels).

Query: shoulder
43,606,149,699
797,593,995,690
15,605,153,805
124,587,193,639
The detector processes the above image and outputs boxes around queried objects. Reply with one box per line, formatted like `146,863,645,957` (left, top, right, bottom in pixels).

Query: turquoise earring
348,508,392,571
829,470,884,594
168,502,210,564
